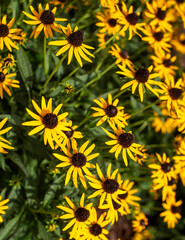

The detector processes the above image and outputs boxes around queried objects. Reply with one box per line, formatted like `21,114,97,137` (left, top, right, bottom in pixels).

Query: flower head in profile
22,97,69,149
0,118,14,154
134,145,148,165
0,66,20,99
0,195,9,222
49,23,95,67
53,140,99,189
117,64,162,102
97,32,110,49
23,3,67,38
57,193,93,239
132,212,148,232
1,54,15,68
0,15,22,51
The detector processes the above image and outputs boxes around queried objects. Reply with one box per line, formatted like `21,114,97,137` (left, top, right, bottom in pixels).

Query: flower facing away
117,64,162,102
102,122,142,166
116,3,145,40
0,66,20,99
1,54,15,68
91,93,129,128
0,15,22,51
132,212,148,232
0,195,9,223
22,97,70,149
53,140,99,188
160,195,182,228
49,23,95,67
57,193,93,239
0,118,14,154
23,3,67,38
86,163,125,209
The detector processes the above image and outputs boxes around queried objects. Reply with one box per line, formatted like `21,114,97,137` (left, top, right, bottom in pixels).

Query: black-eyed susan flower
49,23,94,67
116,3,145,40
0,66,20,99
100,0,118,8
64,84,74,94
91,93,129,127
0,117,14,154
97,32,110,49
132,212,148,232
57,193,93,239
53,141,99,189
117,64,162,102
148,153,176,185
1,54,15,68
108,44,132,67
175,107,185,133
13,30,27,45
174,134,185,154
22,97,69,149
172,33,185,54
134,145,148,165
144,1,172,32
86,163,125,209
160,195,182,228
0,195,9,223
23,3,67,38
132,229,153,240
80,207,110,240
102,122,142,166
0,15,22,51
151,52,178,83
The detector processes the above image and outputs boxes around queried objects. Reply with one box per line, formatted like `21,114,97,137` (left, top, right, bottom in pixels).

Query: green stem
58,66,80,86
146,143,172,148
131,99,160,117
44,36,47,76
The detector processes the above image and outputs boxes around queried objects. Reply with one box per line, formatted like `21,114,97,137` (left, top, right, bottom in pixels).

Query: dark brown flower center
75,207,90,222
135,68,149,83
175,141,180,147
0,24,9,37
4,58,13,66
163,59,172,67
68,30,84,47
120,50,128,59
118,191,128,200
40,10,55,24
171,205,181,214
168,88,183,100
168,177,176,186
108,18,117,27
161,162,171,173
90,223,102,236
59,0,67,2
104,34,109,42
181,40,185,45
63,127,74,139
0,72,5,83
72,153,86,167
126,13,139,25
140,219,145,226
112,200,121,210
42,113,58,129
105,105,118,117
136,154,143,159
103,179,119,194
176,0,184,3
153,31,163,41
118,133,134,148
156,8,166,20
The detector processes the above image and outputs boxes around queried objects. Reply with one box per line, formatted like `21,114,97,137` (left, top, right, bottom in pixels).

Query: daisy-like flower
172,33,185,54
1,54,15,68
108,44,132,67
13,30,27,45
64,84,74,94
97,32,110,49
175,106,185,133
116,3,145,40
134,145,148,165
142,25,171,55
53,140,99,189
144,1,172,32
0,66,20,99
174,134,185,154
132,229,153,240
160,195,182,228
23,3,67,39
0,15,22,51
22,97,69,149
102,122,142,166
100,0,119,8
91,93,129,127
148,153,176,185
151,51,178,83
80,207,110,240
117,64,162,102
157,78,185,115
57,193,93,239
132,212,148,232
0,117,14,154
0,195,9,222
86,163,125,209
49,23,94,67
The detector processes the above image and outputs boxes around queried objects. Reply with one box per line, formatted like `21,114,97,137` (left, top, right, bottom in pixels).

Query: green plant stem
58,66,80,86
131,99,160,117
44,36,47,76
146,143,172,148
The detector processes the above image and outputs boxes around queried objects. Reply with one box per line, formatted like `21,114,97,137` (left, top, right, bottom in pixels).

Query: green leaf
8,152,29,177
38,221,50,240
0,114,22,125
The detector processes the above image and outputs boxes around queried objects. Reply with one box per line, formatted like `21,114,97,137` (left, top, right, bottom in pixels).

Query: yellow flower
1,54,15,68
23,3,67,38
0,118,14,154
91,93,129,127
174,106,185,133
22,96,69,149
100,0,119,8
0,15,22,51
0,195,9,222
0,66,20,99
49,23,94,67
49,0,68,9
97,32,110,49
172,33,185,54
57,193,93,239
64,84,74,94
117,65,162,102
134,145,148,165
102,122,142,166
132,212,148,232
53,140,99,189
160,195,182,228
